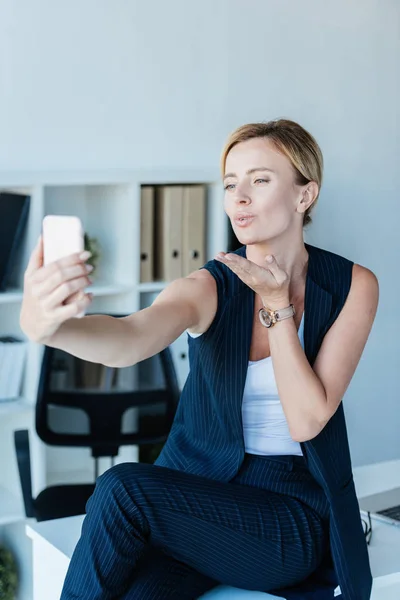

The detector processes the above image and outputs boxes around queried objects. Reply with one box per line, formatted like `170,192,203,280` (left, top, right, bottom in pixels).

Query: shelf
0,283,134,306
138,281,168,293
0,397,33,417
0,289,24,304
0,485,24,526
0,170,224,540
89,282,134,296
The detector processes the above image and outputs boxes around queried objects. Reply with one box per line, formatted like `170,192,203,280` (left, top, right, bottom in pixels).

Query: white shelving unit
0,168,229,530
0,486,24,526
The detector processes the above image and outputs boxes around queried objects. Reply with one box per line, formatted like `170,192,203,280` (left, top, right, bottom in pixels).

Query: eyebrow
223,167,275,181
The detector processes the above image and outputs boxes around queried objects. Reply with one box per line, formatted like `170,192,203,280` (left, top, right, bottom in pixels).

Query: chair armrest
14,429,35,518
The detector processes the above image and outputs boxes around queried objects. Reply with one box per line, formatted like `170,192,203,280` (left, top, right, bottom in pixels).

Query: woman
21,119,379,600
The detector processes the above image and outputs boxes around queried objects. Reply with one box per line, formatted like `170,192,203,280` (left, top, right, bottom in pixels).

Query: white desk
27,513,400,600
26,516,83,600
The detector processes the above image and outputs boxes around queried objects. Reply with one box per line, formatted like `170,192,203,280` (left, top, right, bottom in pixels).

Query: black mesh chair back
36,344,180,459
14,321,181,521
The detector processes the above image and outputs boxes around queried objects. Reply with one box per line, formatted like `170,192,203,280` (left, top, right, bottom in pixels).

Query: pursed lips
234,212,256,223
235,212,256,219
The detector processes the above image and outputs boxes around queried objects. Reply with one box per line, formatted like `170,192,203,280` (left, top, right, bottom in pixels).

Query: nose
234,195,251,207
232,182,251,205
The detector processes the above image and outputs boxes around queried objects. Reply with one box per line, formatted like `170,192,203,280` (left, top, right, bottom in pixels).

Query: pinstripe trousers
60,454,330,600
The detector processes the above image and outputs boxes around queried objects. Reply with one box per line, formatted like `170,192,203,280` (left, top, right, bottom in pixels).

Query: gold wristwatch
258,304,296,328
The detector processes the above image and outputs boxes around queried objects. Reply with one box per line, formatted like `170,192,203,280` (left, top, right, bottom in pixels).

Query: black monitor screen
0,192,30,292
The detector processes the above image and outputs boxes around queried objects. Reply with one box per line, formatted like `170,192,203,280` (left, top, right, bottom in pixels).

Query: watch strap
258,304,296,328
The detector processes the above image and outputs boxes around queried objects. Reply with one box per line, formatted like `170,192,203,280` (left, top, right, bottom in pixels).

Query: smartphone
43,215,84,266
42,215,87,317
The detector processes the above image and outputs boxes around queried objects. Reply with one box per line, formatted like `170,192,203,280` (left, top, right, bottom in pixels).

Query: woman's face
223,137,306,244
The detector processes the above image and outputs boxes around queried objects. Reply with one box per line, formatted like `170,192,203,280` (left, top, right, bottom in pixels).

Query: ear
297,182,319,214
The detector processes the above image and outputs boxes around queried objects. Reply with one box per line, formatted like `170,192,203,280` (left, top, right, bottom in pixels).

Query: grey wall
1,0,399,466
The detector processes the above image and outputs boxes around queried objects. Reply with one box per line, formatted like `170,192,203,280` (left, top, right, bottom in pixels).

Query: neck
245,236,309,297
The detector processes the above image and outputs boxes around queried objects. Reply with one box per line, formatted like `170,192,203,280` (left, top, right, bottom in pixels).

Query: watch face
259,309,272,328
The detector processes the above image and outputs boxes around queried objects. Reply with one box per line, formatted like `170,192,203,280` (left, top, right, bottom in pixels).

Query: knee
85,463,137,510
96,461,161,495
86,462,158,514
96,462,141,493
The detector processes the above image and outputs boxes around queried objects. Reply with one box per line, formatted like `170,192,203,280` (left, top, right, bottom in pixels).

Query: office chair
14,334,180,522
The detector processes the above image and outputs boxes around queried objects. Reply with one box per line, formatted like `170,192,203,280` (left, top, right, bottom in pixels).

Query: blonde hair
220,119,323,226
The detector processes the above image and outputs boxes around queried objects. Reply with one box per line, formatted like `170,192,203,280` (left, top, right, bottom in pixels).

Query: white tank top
187,312,305,457
242,312,305,456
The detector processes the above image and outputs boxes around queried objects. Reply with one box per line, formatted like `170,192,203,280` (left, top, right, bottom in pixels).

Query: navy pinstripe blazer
155,243,372,600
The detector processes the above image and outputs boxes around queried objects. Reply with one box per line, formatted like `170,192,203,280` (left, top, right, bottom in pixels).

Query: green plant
0,545,18,600
84,233,101,277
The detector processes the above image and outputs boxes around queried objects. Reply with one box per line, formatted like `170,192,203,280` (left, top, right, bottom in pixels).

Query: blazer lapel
303,244,333,366
230,279,254,443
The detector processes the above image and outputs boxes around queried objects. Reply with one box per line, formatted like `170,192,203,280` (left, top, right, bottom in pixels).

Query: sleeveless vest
155,243,372,600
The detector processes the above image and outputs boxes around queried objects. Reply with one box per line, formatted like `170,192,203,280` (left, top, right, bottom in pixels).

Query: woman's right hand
20,236,94,344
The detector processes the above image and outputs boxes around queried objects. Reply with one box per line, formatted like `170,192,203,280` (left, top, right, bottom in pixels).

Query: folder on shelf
140,186,155,283
154,186,183,281
74,360,104,389
182,185,206,277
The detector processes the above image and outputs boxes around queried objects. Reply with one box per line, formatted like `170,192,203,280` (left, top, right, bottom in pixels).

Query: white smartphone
42,215,87,317
43,215,84,266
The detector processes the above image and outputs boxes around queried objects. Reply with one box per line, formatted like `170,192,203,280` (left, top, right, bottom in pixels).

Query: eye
254,178,270,184
224,183,236,191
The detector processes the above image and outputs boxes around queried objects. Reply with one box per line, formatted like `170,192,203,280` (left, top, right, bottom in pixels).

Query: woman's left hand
215,252,290,309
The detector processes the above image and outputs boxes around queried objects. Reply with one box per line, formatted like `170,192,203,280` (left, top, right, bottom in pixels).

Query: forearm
46,314,131,367
268,315,328,442
45,275,211,369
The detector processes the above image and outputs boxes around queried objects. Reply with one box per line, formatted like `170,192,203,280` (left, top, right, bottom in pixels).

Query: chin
233,230,266,246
